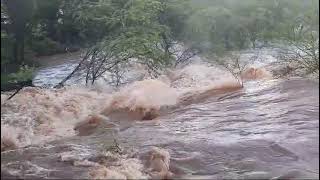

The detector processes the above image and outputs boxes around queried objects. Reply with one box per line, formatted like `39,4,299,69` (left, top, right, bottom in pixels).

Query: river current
1,48,319,179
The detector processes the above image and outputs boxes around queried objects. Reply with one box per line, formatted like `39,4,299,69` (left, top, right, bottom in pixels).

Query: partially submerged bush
7,65,35,83
1,65,35,90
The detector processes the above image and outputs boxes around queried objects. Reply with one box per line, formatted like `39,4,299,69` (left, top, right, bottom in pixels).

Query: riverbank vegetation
1,0,319,89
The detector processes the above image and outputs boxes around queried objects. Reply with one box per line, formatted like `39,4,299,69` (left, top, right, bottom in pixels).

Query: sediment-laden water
1,48,319,179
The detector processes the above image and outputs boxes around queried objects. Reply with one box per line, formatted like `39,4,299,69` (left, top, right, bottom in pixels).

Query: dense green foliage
1,65,34,89
1,0,319,88
185,0,319,54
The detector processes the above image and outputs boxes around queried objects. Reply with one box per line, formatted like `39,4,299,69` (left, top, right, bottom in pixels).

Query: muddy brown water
1,78,319,179
1,48,319,179
116,78,319,179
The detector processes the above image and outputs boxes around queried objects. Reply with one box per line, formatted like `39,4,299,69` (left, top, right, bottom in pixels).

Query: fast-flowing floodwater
1,48,319,179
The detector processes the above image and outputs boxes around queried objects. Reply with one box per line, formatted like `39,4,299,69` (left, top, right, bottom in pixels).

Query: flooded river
1,48,319,179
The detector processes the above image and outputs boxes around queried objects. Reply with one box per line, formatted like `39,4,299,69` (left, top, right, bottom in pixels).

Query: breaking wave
4,57,317,180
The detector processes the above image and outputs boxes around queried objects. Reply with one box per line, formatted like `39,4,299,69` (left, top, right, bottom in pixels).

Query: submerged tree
56,0,197,87
278,3,319,76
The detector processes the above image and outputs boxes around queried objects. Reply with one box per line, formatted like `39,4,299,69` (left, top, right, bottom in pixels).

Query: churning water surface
1,48,319,179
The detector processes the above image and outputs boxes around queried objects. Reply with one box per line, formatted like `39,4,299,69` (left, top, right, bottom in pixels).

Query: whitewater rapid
1,48,319,179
